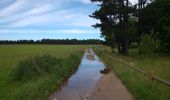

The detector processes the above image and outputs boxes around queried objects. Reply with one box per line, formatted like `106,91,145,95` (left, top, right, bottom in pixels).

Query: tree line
0,39,103,45
90,0,170,54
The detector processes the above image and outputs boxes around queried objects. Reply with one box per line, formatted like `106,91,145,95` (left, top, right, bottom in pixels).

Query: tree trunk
117,43,121,53
119,0,129,55
122,36,129,55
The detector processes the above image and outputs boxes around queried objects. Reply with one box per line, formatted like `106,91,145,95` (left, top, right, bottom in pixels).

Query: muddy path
48,49,133,100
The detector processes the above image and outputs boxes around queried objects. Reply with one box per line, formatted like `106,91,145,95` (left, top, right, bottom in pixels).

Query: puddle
86,54,95,60
49,49,106,100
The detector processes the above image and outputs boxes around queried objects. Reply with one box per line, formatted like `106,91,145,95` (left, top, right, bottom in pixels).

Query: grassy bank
0,45,92,100
94,46,170,100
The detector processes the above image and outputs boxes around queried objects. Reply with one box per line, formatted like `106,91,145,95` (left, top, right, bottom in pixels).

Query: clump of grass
11,55,63,81
7,51,83,100
0,45,88,100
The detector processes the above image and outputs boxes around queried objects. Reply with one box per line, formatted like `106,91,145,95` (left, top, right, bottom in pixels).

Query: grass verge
10,52,83,100
94,46,170,100
0,45,91,100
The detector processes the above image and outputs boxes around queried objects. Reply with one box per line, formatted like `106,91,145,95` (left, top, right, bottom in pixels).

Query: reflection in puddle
86,54,95,60
48,49,106,100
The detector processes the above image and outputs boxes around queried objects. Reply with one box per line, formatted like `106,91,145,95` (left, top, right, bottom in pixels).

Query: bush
139,31,160,54
11,55,63,81
9,51,83,100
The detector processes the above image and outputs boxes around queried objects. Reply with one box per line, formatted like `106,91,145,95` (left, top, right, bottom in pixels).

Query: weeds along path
49,48,133,100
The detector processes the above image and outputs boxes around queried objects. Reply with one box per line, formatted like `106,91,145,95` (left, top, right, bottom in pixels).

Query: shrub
11,55,63,81
139,31,160,54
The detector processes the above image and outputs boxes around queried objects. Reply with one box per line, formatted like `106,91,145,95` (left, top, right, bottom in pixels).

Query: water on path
49,49,106,100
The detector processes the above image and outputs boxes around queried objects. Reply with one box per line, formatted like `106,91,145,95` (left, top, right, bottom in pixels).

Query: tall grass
8,51,83,100
94,46,170,100
11,55,63,81
0,45,94,100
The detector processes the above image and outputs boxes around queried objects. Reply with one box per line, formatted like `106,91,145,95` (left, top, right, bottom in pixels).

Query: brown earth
84,72,133,100
86,54,95,60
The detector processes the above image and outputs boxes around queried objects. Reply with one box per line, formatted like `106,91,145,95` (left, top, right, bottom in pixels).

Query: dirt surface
84,72,133,100
86,54,95,60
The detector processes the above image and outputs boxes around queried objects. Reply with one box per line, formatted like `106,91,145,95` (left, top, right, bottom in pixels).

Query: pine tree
90,0,132,54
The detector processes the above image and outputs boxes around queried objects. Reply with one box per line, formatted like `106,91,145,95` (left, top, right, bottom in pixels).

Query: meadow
0,45,92,100
94,46,170,100
1,45,170,100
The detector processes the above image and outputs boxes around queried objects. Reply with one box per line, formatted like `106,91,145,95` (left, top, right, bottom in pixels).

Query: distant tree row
0,39,103,45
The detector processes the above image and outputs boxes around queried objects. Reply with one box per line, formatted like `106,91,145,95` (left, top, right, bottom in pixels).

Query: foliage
139,31,160,54
90,0,170,54
139,0,170,53
90,0,135,54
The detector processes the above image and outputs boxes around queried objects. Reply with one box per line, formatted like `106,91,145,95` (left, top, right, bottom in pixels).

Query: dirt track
49,49,133,100
84,72,133,100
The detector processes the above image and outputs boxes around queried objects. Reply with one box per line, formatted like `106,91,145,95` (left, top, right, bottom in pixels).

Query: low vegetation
139,32,160,54
11,53,83,100
94,46,170,100
0,45,90,100
11,55,63,81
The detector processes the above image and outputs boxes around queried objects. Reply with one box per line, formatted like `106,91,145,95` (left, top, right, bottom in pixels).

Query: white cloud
0,0,30,17
23,4,53,16
0,0,63,17
3,9,97,28
9,15,51,27
129,0,138,4
64,14,99,27
0,29,98,34
0,0,99,35
79,0,91,4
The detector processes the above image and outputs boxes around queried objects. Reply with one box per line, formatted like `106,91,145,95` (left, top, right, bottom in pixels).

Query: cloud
0,0,99,37
23,4,53,16
1,8,97,28
0,28,99,34
0,0,63,17
129,0,138,4
78,0,91,4
0,0,31,17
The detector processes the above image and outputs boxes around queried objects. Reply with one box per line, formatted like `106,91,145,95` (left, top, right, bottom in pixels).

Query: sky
0,0,136,40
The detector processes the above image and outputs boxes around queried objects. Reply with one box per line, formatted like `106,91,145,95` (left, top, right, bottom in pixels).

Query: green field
94,46,170,100
0,45,92,100
1,45,170,100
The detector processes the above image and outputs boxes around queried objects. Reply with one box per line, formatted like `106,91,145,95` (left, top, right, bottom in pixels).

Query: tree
0,39,103,45
139,0,170,53
90,0,135,55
